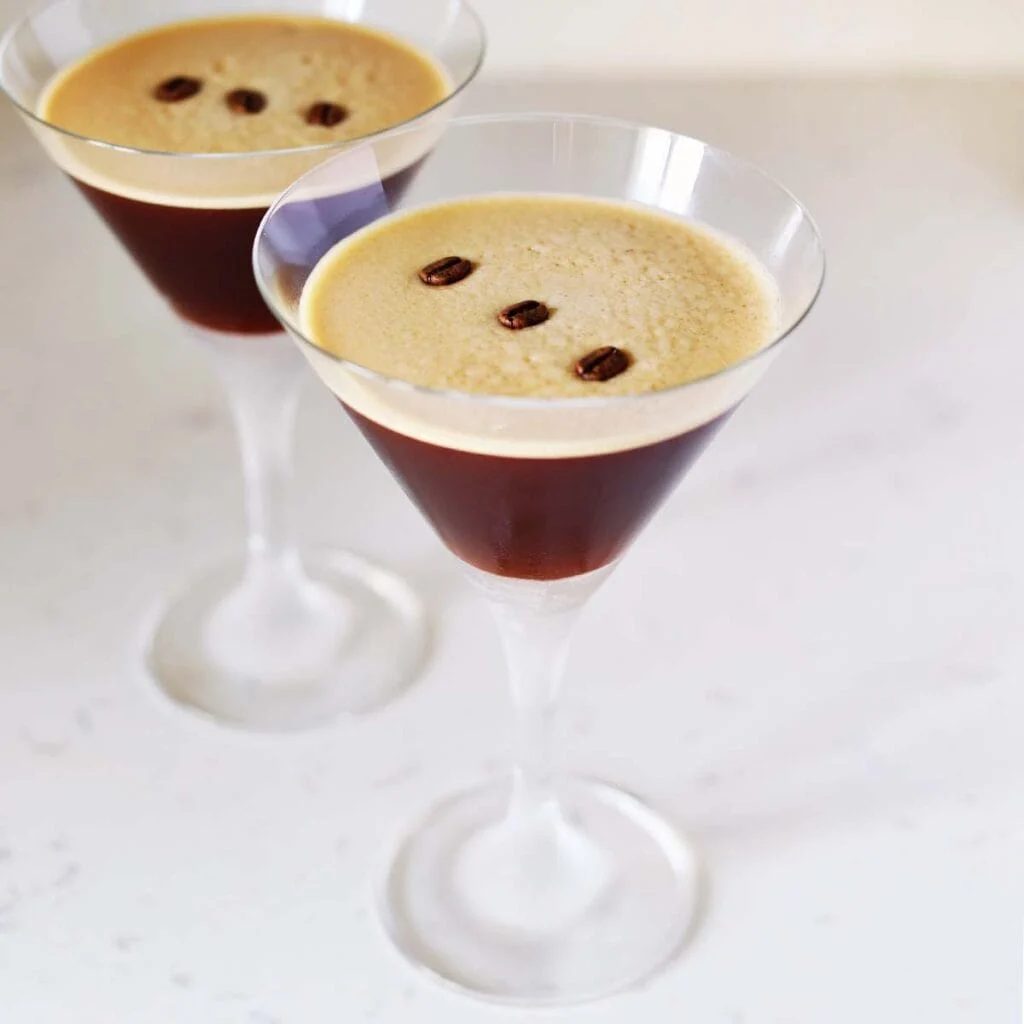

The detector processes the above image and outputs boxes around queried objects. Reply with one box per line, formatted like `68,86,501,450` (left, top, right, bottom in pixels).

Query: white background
467,0,1024,75
1,0,1024,74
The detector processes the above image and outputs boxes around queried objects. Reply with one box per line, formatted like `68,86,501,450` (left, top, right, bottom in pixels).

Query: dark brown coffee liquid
347,408,731,580
75,182,276,333
72,162,421,334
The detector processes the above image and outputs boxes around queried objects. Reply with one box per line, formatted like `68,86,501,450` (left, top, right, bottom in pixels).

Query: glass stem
200,330,305,587
472,569,613,824
495,597,575,820
191,329,348,681
457,569,615,932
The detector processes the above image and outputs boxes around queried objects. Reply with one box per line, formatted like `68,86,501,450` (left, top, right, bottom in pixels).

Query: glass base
380,778,701,1005
145,548,429,731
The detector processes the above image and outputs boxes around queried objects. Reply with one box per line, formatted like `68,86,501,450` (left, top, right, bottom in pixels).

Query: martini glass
0,0,485,730
257,113,823,1001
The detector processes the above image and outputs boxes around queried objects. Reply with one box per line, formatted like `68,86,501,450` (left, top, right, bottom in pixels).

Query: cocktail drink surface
0,0,484,730
38,15,448,332
300,194,780,578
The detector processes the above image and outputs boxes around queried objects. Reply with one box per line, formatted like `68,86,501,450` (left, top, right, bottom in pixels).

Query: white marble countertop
2,76,1023,1022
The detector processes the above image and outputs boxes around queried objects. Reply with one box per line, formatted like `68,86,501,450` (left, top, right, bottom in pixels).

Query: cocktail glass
0,0,485,730
259,112,824,1002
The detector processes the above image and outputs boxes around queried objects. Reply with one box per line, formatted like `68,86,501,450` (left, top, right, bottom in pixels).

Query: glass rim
254,110,827,413
0,0,487,161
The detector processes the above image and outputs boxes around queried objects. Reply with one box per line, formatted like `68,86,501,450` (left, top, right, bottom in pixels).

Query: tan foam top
34,15,448,207
301,194,781,400
40,15,447,153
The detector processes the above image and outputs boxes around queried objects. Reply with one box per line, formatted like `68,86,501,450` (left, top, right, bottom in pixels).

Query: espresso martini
38,15,448,332
300,194,781,578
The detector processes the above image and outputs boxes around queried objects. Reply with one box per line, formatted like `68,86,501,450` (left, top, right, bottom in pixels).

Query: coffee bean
418,256,474,287
154,76,202,102
498,300,550,330
225,88,267,114
574,346,631,381
305,101,348,127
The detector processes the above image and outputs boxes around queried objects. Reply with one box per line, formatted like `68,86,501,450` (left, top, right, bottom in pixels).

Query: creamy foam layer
304,195,779,398
35,15,449,208
296,194,781,457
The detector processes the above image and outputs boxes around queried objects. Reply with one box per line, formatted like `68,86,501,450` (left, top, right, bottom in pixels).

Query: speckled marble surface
1,77,1023,1022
